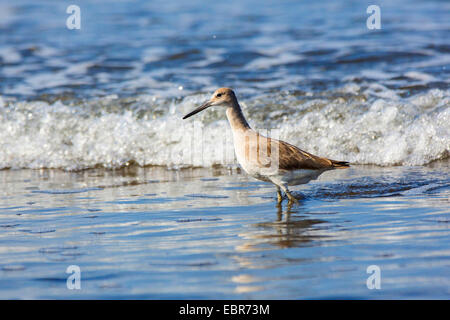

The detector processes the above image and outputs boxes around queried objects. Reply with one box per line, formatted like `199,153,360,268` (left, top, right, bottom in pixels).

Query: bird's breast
231,129,281,179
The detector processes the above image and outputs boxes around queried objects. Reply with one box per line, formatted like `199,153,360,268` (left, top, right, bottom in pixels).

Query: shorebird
183,88,349,205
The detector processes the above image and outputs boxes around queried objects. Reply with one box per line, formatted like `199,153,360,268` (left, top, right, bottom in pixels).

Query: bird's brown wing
240,132,349,170
277,140,349,171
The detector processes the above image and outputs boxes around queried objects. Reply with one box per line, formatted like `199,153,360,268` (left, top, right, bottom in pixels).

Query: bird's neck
226,100,251,132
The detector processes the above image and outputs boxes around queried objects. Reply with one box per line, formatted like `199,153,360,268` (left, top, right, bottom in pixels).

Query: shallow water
0,162,449,299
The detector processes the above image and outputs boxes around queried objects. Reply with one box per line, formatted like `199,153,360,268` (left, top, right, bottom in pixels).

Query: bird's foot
286,191,300,205
287,196,299,205
275,186,302,205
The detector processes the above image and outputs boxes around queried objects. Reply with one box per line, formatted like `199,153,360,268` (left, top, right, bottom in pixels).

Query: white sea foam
245,52,303,70
278,89,449,166
0,88,448,170
0,47,21,64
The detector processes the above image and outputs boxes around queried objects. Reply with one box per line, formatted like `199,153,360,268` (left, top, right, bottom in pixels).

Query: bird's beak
182,100,213,119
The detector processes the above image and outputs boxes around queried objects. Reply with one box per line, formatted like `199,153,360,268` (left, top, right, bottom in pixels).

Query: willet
183,88,349,204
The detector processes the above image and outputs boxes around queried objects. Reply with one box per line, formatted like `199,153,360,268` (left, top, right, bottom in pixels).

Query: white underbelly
238,153,325,186
276,169,325,186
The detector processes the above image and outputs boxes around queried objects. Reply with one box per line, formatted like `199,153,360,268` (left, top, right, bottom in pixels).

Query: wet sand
0,162,449,299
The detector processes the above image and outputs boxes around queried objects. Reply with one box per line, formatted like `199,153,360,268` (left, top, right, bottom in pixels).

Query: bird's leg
276,186,283,203
281,186,299,205
286,191,299,205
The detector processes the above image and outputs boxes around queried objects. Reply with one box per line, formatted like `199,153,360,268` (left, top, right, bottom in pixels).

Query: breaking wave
0,85,448,170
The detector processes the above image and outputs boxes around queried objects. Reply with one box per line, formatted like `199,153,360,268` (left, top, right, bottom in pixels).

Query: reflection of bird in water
183,88,349,205
255,205,326,249
235,205,327,251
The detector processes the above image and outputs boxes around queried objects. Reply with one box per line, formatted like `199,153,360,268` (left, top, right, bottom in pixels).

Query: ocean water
0,164,449,299
0,0,449,299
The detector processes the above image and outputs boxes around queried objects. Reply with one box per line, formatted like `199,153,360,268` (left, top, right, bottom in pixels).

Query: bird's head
183,87,236,119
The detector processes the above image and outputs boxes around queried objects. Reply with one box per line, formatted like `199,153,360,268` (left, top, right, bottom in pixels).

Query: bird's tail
330,159,350,168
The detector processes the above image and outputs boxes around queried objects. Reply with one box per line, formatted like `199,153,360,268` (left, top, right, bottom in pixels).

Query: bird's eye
216,93,222,98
